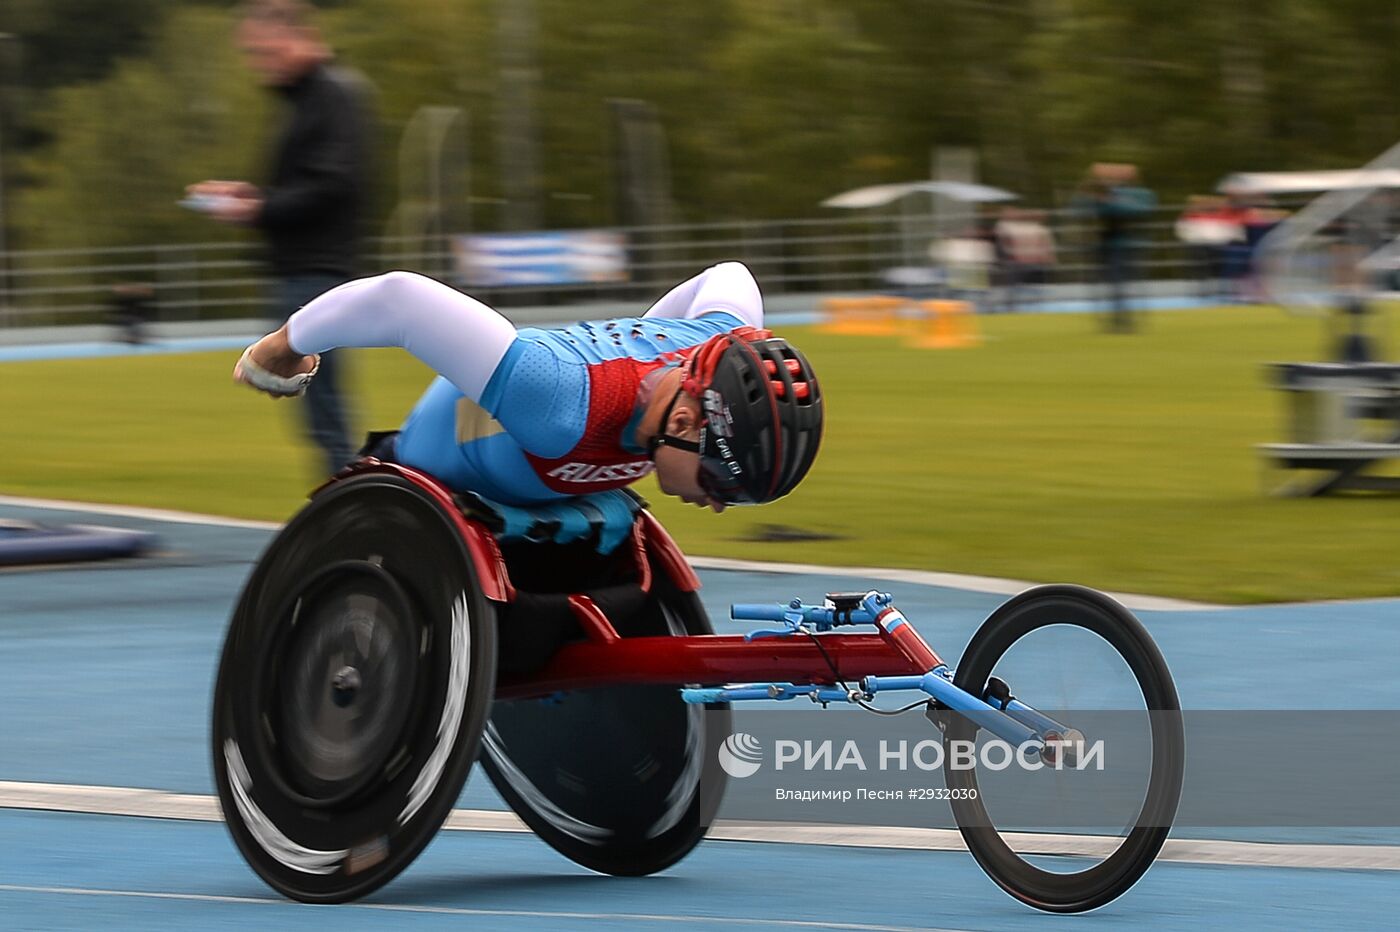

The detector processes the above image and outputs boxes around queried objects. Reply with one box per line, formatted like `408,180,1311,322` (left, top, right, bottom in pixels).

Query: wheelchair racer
235,261,822,511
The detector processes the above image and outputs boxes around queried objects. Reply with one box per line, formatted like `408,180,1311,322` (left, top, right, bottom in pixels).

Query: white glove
234,345,320,398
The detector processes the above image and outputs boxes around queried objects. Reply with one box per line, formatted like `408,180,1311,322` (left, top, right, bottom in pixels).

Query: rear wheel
944,585,1184,913
212,474,497,903
482,558,729,876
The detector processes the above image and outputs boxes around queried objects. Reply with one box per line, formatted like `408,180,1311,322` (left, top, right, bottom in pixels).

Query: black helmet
651,328,823,505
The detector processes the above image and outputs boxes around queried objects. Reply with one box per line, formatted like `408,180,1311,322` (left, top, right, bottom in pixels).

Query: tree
13,6,267,252
7,0,1400,258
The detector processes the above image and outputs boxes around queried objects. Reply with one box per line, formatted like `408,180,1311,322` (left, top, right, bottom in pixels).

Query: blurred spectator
981,210,1012,313
931,226,995,304
1074,163,1156,332
994,207,1057,311
1175,195,1244,300
188,0,373,475
108,283,155,346
1236,199,1287,303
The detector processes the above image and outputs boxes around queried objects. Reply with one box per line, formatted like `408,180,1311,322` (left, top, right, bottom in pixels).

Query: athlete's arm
642,261,763,328
281,271,518,401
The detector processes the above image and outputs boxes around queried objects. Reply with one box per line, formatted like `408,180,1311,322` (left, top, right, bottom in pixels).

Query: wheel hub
266,563,423,807
331,665,362,708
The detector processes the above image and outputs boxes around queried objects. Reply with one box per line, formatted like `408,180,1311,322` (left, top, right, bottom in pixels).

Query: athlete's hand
233,326,320,399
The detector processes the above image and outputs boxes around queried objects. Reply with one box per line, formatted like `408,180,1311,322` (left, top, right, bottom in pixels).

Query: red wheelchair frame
217,458,1181,914
347,461,942,700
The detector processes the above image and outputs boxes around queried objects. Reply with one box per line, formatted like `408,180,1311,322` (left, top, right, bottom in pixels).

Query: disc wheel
212,473,497,903
481,571,730,876
944,585,1184,913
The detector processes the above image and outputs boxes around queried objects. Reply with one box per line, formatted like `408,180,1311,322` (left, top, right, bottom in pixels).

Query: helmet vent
739,367,763,403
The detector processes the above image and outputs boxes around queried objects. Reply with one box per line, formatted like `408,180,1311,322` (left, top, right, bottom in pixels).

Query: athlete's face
653,441,726,513
649,390,726,512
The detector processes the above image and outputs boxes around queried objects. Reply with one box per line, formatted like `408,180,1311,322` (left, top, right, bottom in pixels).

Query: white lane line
713,822,1400,870
0,495,280,531
688,556,1221,613
4,781,1398,872
0,782,222,822
0,884,971,931
0,494,1218,609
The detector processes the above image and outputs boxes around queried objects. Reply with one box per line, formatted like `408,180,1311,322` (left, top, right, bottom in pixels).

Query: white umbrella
822,180,1018,209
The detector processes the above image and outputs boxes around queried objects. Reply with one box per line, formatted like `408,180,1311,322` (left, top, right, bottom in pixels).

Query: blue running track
2,499,1398,930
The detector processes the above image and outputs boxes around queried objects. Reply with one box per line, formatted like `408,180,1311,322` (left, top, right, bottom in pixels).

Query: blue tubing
680,688,731,704
730,604,877,626
681,667,1052,752
1003,699,1074,736
680,684,854,704
865,670,1041,747
729,604,790,621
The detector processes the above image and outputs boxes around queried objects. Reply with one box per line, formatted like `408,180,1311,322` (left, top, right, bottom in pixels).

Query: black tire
212,473,498,903
482,568,730,876
944,585,1184,913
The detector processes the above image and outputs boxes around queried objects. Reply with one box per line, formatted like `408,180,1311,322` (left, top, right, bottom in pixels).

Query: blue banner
453,230,630,287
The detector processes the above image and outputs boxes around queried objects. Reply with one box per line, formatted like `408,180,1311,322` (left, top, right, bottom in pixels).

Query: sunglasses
696,454,753,505
648,386,754,506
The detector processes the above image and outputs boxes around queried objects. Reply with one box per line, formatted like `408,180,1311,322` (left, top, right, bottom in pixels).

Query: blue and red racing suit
284,263,763,504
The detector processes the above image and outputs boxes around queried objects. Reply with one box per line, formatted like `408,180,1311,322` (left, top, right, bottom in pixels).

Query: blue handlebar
730,602,879,626
730,604,792,621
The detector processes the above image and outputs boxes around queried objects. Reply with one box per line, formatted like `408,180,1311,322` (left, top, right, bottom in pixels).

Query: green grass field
7,305,1400,604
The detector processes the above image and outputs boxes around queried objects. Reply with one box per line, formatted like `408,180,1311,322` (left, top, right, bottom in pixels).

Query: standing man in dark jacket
189,0,371,474
1072,163,1157,333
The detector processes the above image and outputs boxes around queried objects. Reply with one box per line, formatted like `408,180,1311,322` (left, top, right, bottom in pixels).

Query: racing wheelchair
212,459,1184,914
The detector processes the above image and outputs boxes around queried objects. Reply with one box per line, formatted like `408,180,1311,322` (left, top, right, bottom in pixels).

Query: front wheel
944,585,1184,913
